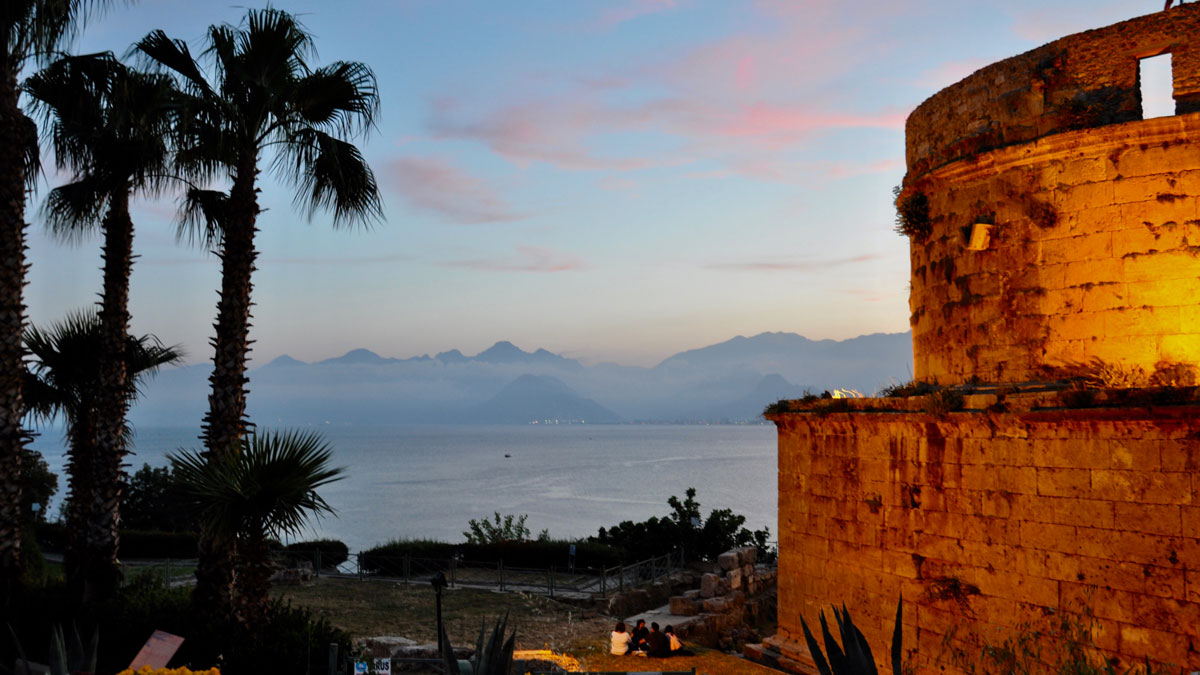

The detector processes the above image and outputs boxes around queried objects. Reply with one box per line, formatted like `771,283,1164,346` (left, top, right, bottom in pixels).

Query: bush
122,463,193,532
590,487,771,562
1,575,351,675
119,530,201,559
359,538,624,574
284,539,349,569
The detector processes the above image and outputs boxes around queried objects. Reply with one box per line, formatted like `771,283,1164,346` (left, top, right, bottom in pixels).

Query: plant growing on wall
894,186,932,241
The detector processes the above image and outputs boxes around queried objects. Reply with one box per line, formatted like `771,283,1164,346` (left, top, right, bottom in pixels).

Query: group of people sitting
609,619,694,657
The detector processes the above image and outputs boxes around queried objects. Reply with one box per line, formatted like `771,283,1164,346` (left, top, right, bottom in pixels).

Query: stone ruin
754,5,1200,674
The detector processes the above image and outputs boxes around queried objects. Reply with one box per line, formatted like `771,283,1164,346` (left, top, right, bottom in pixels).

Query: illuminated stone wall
764,392,1200,673
904,5,1200,385
761,8,1200,674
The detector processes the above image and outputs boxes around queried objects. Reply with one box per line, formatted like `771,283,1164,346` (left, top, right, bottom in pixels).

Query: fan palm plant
135,6,381,616
0,0,113,598
169,429,345,628
24,310,182,601
23,53,176,602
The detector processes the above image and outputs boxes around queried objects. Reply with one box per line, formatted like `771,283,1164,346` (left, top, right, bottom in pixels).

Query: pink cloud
707,254,882,272
425,2,906,179
386,156,523,224
441,246,585,273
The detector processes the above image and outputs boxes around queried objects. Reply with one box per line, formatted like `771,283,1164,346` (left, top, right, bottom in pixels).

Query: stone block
717,551,739,571
728,568,743,590
669,595,700,616
702,596,731,613
683,589,700,600
739,546,757,565
700,573,719,598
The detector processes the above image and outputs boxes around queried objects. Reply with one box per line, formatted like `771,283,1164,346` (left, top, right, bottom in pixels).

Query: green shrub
284,539,349,568
119,530,200,559
894,187,932,241
359,538,624,574
590,487,771,562
2,575,350,675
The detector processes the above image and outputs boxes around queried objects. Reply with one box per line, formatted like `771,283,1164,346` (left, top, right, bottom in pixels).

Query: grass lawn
273,577,781,675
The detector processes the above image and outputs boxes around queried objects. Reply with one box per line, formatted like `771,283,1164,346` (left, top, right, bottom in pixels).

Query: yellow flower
114,662,223,667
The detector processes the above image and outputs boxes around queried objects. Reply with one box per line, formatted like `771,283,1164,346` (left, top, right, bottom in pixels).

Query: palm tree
169,430,344,628
135,7,381,615
23,53,175,602
24,310,182,601
1,0,112,600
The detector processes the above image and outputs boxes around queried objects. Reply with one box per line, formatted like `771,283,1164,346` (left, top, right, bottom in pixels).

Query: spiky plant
440,613,516,675
799,597,903,675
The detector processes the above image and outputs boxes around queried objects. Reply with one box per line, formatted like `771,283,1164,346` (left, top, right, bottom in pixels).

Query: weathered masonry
757,6,1200,674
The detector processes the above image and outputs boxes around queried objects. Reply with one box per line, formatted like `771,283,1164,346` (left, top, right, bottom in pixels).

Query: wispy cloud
386,156,524,224
589,0,681,31
425,2,906,180
707,254,882,272
441,246,585,273
266,253,415,265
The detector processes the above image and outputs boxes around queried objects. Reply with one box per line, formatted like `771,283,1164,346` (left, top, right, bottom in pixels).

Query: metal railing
113,548,686,600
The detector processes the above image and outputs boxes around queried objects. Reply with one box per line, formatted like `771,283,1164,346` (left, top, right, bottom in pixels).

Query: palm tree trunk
88,192,134,601
196,158,258,619
0,48,33,602
235,535,274,631
63,410,97,601
202,160,258,458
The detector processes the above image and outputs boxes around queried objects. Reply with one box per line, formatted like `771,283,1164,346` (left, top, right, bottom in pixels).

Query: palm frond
42,177,106,241
134,29,212,96
176,187,227,248
169,429,345,543
281,128,382,228
293,61,379,135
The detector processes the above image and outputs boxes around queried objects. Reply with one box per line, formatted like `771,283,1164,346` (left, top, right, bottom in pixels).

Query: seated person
646,622,670,658
610,622,632,656
664,625,694,656
630,619,649,653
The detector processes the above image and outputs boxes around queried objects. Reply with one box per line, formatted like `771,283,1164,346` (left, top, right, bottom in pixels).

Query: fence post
316,550,322,578
450,556,457,587
548,566,554,598
498,559,504,592
601,567,606,597
358,552,364,581
404,555,411,589
328,643,338,675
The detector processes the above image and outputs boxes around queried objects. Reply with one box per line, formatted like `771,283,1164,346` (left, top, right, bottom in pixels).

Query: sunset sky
24,0,1155,367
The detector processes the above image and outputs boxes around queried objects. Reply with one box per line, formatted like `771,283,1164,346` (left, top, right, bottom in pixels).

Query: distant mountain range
128,331,913,426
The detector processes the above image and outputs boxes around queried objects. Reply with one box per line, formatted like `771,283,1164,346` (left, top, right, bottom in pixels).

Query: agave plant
7,622,98,675
799,597,903,675
439,613,515,675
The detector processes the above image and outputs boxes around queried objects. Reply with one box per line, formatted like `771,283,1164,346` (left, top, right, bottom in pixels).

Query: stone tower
757,7,1200,674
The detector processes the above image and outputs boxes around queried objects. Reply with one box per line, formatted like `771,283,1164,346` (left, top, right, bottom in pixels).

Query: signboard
354,661,368,675
128,630,184,670
374,658,392,675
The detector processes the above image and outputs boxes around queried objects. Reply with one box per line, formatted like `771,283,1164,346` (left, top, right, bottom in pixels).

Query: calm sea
30,424,779,554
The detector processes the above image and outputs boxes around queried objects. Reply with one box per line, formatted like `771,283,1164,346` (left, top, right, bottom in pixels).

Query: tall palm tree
1,0,111,600
24,310,182,601
23,52,175,602
135,7,381,615
169,430,344,629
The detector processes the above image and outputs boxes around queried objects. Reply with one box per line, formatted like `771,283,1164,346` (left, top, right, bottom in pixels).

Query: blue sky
23,0,1153,367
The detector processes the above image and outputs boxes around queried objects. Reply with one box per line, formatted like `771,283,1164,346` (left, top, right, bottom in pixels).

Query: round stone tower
902,5,1200,385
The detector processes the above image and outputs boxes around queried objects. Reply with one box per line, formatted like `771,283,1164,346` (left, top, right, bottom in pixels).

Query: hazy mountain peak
320,348,390,365
263,354,307,368
436,348,468,363
476,340,527,362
